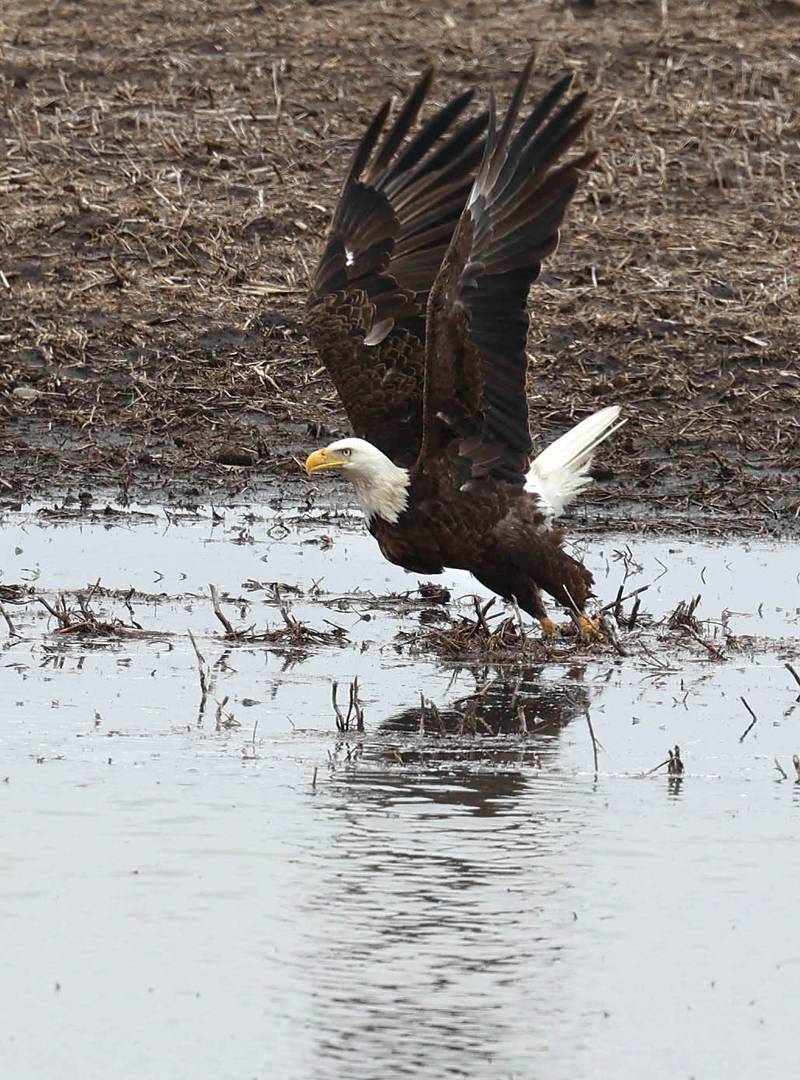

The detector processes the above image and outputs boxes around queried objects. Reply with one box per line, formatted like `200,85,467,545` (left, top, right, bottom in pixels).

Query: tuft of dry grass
36,579,153,637
208,583,348,649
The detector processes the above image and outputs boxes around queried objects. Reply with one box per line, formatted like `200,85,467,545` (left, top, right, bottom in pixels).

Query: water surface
1,504,799,1079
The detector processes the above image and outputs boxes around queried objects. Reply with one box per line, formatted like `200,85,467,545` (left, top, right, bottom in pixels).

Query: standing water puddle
2,503,800,1079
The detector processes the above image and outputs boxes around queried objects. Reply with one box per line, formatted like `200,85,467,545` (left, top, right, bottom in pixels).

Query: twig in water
187,629,209,720
682,623,726,660
794,754,800,783
210,584,237,636
472,595,496,635
600,582,651,617
668,745,684,776
332,681,346,730
0,601,17,637
585,710,599,776
37,594,72,628
123,588,143,629
187,630,208,694
612,584,624,623
418,693,426,736
644,744,684,777
80,578,102,616
215,695,238,730
332,678,365,732
639,641,673,671
350,680,365,733
785,663,800,700
644,755,671,776
738,696,758,742
668,594,702,630
774,758,788,781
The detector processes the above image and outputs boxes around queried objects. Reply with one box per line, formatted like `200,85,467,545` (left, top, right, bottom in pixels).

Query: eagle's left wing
307,71,487,464
419,57,596,486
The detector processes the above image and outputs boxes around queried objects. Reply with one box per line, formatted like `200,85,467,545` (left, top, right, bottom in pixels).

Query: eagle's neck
351,455,410,525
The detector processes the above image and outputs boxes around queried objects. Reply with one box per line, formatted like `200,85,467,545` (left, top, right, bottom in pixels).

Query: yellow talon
576,613,604,641
539,616,561,639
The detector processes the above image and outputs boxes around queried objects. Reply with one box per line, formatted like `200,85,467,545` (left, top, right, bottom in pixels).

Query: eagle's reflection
307,667,597,1078
334,664,590,817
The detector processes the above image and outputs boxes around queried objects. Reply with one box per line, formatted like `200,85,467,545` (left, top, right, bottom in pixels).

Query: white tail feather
526,405,625,520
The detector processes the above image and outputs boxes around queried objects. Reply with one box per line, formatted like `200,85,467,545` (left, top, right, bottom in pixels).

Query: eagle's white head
305,437,410,524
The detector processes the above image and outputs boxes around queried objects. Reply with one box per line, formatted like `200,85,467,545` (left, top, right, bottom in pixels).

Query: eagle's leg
573,612,604,642
549,584,604,641
473,572,558,638
535,552,605,642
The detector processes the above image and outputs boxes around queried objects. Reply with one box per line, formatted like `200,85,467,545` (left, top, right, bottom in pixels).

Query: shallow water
2,503,800,1079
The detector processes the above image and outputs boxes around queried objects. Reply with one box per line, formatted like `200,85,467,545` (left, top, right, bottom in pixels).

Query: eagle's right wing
420,58,596,486
306,70,487,464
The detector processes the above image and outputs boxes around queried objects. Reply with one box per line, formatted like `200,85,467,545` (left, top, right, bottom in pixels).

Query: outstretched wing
421,57,596,486
307,70,487,464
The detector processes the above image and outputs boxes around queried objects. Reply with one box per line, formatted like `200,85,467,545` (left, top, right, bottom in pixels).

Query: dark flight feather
420,62,597,486
307,70,488,464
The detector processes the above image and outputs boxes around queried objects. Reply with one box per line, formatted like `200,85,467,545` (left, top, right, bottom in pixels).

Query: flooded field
2,500,800,1078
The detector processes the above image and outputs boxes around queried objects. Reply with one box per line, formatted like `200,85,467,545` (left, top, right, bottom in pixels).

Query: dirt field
1,0,799,531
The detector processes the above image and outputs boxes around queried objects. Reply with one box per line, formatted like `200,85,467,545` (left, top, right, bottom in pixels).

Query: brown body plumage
305,56,620,632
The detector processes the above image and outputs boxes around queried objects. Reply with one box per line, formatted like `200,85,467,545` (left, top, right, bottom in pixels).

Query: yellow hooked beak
305,447,348,475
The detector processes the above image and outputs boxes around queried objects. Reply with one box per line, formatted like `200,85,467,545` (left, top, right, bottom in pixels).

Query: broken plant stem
738,696,758,742
187,629,209,720
785,663,800,697
599,582,651,615
332,678,365,732
472,595,496,635
585,710,599,776
210,583,237,636
0,601,17,637
668,745,684,776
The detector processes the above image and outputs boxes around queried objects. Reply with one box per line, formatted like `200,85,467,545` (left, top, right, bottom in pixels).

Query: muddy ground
1,0,799,532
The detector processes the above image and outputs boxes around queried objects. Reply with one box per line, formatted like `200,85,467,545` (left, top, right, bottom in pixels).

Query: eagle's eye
341,448,351,457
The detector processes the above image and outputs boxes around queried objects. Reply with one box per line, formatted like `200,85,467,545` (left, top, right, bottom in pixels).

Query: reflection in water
382,665,590,737
345,665,592,816
303,670,593,1079
668,775,684,799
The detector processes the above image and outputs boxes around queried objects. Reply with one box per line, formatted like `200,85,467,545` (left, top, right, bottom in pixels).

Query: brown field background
1,0,799,529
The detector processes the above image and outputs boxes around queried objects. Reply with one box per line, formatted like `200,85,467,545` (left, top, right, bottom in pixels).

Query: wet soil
1,1,799,531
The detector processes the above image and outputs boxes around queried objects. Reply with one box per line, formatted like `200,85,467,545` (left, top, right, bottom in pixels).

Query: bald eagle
305,56,622,636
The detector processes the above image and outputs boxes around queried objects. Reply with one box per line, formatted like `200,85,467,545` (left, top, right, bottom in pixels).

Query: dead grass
209,582,348,649
36,579,155,637
1,0,799,526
